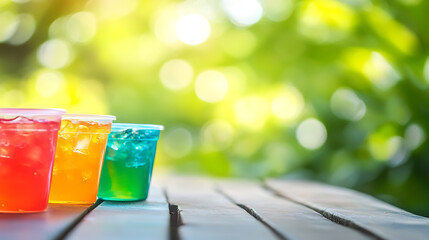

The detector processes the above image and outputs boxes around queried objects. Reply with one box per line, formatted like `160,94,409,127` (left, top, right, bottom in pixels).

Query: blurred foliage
1,0,429,216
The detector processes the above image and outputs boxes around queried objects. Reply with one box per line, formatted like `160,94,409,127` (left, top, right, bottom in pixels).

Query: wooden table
1,176,428,240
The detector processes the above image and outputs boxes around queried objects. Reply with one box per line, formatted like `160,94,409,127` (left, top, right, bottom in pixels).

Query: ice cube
132,143,150,156
13,131,31,148
110,132,122,139
59,132,74,141
20,146,42,167
77,124,90,133
73,134,91,154
109,140,121,150
60,120,76,133
122,128,134,139
125,158,148,168
135,129,158,139
123,140,136,151
91,134,107,144
106,142,128,161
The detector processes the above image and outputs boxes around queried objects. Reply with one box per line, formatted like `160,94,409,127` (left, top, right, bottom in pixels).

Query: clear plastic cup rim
0,108,66,116
62,114,116,121
112,123,164,130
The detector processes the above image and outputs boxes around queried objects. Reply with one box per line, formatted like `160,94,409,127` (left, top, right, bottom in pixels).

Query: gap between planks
54,199,103,240
163,188,182,240
262,181,383,240
216,187,289,240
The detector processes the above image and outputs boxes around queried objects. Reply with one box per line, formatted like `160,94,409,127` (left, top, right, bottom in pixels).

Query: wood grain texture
218,180,370,240
266,179,429,240
66,186,169,240
0,204,90,240
164,176,278,240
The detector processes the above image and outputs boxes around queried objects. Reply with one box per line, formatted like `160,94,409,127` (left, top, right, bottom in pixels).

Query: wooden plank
217,180,370,240
266,179,429,240
0,204,91,240
164,176,278,240
66,185,169,240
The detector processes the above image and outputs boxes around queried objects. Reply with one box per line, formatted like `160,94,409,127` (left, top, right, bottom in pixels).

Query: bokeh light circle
271,86,304,121
67,11,97,43
298,0,355,42
176,14,210,45
405,124,426,150
0,11,19,42
330,88,366,121
296,118,327,150
35,71,64,98
222,0,263,27
195,70,228,103
8,14,36,45
235,96,269,129
160,59,194,90
37,39,72,69
153,5,179,45
262,0,294,22
362,52,400,90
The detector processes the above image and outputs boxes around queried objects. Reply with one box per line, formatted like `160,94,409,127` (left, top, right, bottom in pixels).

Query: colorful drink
0,108,64,213
49,114,115,204
98,124,163,201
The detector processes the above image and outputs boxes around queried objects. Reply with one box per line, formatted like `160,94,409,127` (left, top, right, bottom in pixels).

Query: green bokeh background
1,0,429,216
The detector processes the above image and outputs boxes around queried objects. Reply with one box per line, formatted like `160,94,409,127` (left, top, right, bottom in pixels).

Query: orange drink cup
49,114,115,204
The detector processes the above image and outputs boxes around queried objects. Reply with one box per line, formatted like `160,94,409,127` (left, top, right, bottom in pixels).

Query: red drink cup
0,108,65,213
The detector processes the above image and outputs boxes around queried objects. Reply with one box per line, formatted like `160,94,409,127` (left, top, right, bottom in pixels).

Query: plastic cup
0,108,65,213
98,123,164,201
48,114,116,204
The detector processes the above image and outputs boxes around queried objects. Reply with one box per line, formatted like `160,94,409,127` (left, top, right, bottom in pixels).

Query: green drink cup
98,123,164,201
